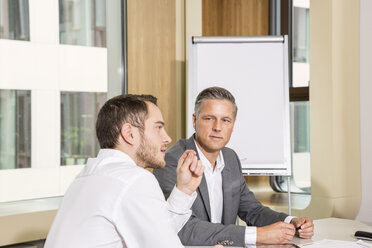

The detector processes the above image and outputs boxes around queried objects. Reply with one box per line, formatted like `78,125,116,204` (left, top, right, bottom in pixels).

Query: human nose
213,120,222,132
163,130,172,144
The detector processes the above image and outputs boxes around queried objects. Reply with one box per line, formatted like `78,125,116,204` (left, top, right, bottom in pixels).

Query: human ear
192,113,196,130
120,123,135,145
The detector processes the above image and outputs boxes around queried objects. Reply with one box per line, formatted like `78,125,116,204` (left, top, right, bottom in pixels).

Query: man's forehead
199,99,234,112
145,101,165,124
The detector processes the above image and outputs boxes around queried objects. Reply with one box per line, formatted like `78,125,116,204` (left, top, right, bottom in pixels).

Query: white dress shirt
194,141,224,223
194,140,293,245
45,149,196,248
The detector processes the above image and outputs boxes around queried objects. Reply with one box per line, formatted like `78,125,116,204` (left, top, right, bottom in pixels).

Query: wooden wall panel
127,0,182,143
202,0,269,36
127,0,269,143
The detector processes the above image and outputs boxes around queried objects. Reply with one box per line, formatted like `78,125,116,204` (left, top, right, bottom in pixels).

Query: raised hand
257,221,296,244
175,150,204,196
291,217,314,239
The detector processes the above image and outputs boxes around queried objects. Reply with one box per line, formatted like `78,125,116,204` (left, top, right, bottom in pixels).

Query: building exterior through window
0,0,107,202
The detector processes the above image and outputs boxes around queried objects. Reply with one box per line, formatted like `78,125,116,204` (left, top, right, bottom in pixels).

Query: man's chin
158,159,166,168
157,163,166,169
146,160,165,169
200,140,226,152
204,144,225,153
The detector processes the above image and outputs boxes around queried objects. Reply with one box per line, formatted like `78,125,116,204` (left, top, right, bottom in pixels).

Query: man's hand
257,221,295,244
176,150,204,195
291,217,314,239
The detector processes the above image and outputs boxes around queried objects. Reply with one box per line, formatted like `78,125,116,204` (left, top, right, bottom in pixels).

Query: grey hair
194,86,237,119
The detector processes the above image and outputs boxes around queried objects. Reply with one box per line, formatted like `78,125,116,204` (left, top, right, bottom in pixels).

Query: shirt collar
96,148,137,167
193,138,225,172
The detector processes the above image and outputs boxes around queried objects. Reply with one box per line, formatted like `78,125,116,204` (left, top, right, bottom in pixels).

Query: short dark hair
194,86,237,118
96,94,157,149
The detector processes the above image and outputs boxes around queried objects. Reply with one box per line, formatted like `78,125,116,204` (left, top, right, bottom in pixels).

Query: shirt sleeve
244,226,257,245
284,216,295,223
244,216,295,246
167,186,197,233
114,172,185,248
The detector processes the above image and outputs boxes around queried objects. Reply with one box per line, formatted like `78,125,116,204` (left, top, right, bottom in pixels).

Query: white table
292,217,372,247
186,218,372,248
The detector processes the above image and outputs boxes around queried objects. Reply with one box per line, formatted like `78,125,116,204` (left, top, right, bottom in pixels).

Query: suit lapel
186,136,211,221
221,148,233,225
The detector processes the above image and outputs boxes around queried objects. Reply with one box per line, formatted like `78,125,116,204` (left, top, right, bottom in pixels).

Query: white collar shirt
45,149,196,248
193,140,294,246
194,140,225,223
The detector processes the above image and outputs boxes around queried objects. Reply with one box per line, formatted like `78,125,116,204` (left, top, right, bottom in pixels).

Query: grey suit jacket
153,135,288,246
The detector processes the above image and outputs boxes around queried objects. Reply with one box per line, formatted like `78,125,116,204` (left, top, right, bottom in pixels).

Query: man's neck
194,139,220,169
113,146,143,168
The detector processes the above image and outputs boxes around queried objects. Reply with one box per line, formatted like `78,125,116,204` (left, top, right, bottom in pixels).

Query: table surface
186,218,372,248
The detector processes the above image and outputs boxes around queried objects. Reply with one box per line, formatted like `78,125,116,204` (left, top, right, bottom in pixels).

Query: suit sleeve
154,143,246,247
233,151,289,227
177,215,246,246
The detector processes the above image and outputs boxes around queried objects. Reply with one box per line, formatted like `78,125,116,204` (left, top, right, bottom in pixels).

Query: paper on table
299,239,369,248
357,239,372,247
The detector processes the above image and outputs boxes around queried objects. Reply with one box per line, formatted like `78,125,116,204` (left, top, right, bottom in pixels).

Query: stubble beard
136,133,165,169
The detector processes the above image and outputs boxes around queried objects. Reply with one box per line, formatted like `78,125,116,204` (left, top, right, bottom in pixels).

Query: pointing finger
190,155,198,172
177,151,190,170
194,160,204,176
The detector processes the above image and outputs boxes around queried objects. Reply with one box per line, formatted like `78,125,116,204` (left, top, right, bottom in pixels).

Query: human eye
223,118,231,123
155,124,164,130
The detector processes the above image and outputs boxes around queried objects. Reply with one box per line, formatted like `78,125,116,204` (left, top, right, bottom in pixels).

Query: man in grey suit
154,87,314,246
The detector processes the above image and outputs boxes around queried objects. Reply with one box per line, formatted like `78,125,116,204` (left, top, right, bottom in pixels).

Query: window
61,92,106,166
59,0,106,47
272,0,311,194
292,3,310,88
272,101,311,193
0,0,107,202
291,101,310,191
0,90,31,170
0,0,30,41
293,6,309,64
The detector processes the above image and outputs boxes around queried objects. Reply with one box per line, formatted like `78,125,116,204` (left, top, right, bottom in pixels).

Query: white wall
357,0,372,223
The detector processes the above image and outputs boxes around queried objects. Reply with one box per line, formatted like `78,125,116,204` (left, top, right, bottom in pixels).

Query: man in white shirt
154,87,314,247
45,94,223,248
